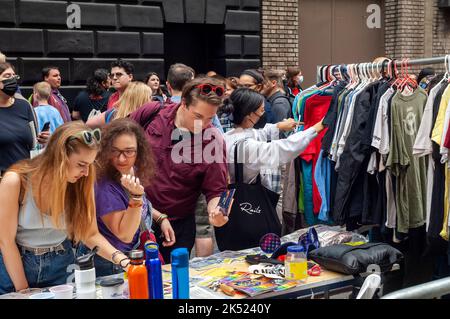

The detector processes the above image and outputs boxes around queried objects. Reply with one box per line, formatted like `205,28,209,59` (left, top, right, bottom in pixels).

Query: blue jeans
0,240,75,294
76,244,123,278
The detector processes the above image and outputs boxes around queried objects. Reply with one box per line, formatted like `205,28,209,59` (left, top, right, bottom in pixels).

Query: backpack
270,93,293,119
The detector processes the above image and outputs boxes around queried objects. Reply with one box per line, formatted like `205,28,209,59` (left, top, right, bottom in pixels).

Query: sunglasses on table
195,84,225,97
68,129,101,146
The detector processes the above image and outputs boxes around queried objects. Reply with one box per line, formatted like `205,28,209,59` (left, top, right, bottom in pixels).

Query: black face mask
1,77,18,97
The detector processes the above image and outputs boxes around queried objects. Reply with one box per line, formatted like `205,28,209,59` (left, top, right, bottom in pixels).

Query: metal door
299,0,385,87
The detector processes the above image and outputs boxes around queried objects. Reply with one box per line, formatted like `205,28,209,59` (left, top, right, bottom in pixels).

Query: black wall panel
1,0,262,106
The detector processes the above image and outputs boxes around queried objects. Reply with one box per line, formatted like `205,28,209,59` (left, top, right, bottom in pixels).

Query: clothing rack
317,55,450,82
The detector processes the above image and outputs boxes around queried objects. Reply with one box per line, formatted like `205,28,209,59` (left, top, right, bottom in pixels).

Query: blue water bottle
144,242,164,299
171,248,190,299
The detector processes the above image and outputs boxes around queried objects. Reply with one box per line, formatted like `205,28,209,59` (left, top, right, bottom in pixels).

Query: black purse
215,139,282,251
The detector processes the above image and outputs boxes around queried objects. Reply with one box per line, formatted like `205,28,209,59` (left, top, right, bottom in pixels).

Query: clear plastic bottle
284,245,308,283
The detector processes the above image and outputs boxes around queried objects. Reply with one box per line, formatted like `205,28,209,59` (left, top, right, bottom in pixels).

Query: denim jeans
0,240,75,294
76,244,123,278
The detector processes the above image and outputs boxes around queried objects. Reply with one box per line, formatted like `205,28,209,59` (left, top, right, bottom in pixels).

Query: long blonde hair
114,81,152,119
9,121,99,243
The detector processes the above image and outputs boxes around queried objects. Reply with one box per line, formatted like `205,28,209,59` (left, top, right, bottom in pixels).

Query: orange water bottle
127,250,149,299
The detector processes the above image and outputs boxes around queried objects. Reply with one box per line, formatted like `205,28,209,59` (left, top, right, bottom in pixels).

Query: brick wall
385,0,450,73
432,0,450,71
384,0,425,73
261,0,299,69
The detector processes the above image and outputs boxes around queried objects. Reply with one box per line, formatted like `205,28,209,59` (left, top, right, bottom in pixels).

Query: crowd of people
0,51,323,294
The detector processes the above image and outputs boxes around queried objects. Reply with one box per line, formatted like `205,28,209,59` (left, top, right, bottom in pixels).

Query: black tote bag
215,140,282,251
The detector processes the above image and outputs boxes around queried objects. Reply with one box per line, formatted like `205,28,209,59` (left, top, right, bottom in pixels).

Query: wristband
156,214,168,225
128,200,143,209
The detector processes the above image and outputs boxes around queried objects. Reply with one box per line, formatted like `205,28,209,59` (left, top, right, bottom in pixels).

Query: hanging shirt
299,93,332,214
439,98,450,162
431,84,450,145
321,81,348,155
386,88,428,234
428,84,448,238
413,82,445,156
372,87,395,154
315,150,331,222
332,82,380,225
445,118,450,149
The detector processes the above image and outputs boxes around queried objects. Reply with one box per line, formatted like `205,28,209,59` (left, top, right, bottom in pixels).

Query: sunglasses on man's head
195,84,225,97
68,129,101,146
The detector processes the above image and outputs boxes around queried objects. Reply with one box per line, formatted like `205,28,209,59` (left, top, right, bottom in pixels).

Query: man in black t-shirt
72,69,111,122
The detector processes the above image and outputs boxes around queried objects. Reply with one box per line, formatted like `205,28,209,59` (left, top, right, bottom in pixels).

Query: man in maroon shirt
130,76,229,262
107,59,134,110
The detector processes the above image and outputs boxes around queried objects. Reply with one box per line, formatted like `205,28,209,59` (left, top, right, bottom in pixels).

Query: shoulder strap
233,138,261,184
105,108,116,124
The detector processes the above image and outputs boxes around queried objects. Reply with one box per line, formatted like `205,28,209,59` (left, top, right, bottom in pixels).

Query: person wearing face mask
239,69,272,128
285,67,304,105
222,88,324,244
0,63,38,179
224,88,324,189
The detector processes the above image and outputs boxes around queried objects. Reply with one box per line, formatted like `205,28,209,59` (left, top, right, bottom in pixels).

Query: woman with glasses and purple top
79,118,175,276
0,121,131,294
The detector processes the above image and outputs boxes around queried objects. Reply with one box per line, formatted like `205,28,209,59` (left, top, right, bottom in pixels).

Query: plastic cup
49,285,74,299
29,292,55,299
100,278,124,299
18,288,43,297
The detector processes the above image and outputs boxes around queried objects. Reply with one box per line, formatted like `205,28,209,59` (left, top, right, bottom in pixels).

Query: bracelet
129,192,144,198
119,257,130,269
111,250,122,263
128,200,143,209
155,214,168,225
130,195,143,201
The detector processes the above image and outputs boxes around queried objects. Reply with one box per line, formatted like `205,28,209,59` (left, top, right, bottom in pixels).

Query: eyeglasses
111,149,137,158
68,129,101,146
195,84,225,97
109,72,126,79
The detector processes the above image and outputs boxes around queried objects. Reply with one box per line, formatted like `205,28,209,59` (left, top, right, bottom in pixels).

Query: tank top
16,181,67,248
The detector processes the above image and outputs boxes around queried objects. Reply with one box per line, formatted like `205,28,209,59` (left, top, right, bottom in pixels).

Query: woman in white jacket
224,88,325,192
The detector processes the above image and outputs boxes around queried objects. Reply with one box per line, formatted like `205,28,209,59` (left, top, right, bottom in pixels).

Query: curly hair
86,68,108,96
96,118,155,187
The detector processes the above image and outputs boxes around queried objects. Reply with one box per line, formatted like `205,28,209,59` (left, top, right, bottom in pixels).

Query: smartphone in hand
217,189,236,216
41,122,50,132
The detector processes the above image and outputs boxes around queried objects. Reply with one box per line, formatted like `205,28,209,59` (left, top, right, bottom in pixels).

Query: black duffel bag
215,140,281,251
308,242,403,275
